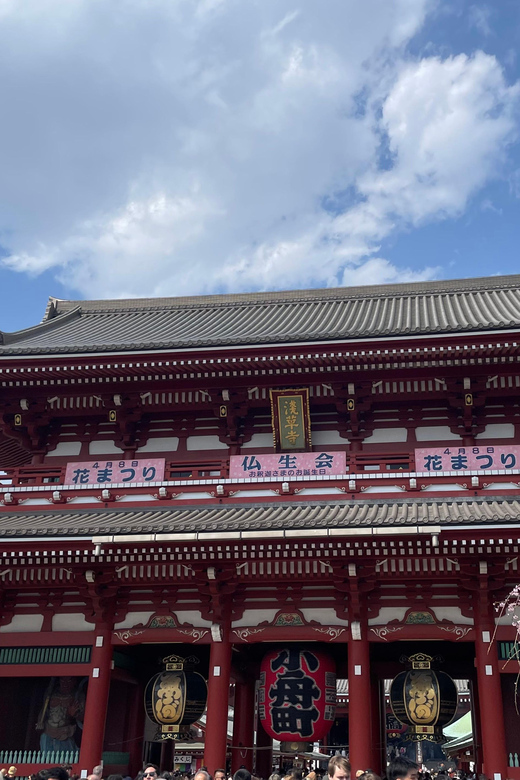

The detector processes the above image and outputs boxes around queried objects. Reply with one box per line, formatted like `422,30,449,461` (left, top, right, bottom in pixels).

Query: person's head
234,771,251,780
143,768,159,780
327,758,350,780
357,773,381,780
387,759,419,780
194,772,211,780
37,769,70,780
214,771,226,780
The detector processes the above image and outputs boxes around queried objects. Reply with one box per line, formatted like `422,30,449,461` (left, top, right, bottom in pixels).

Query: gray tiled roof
1,274,520,355
0,496,518,538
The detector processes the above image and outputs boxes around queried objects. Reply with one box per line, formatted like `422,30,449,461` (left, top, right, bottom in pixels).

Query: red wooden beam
0,662,91,676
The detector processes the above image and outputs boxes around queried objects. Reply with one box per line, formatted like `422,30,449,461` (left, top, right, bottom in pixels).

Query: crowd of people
16,755,485,780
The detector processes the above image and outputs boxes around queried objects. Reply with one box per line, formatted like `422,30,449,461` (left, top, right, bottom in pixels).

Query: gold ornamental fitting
162,653,199,671
409,653,433,670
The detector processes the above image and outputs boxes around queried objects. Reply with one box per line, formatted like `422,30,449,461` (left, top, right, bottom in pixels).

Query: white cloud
0,0,517,300
509,169,520,198
468,5,493,36
372,53,517,216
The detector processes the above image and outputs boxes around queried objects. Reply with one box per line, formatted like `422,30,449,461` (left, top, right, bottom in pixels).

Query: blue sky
0,0,519,332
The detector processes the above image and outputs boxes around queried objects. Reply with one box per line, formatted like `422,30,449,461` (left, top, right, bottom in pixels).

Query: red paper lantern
258,648,336,743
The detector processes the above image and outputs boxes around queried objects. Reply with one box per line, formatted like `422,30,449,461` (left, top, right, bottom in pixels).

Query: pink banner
415,446,520,473
230,451,346,479
64,458,165,485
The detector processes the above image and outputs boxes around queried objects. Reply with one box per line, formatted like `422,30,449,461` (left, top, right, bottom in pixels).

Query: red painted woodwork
348,628,372,775
258,648,336,743
79,631,113,773
203,638,232,774
127,682,146,776
501,675,520,767
231,678,255,773
474,595,508,780
2,295,520,780
0,633,96,645
7,449,520,485
255,719,273,780
469,678,482,774
370,676,383,775
0,663,91,677
1,328,519,385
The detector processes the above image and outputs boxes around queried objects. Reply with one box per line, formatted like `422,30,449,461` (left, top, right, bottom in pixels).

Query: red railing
0,465,64,486
0,459,230,486
349,451,414,472
166,459,229,479
0,452,415,486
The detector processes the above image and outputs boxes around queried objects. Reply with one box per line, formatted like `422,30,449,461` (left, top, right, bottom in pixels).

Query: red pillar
79,629,113,774
469,676,483,774
204,634,233,774
369,675,383,775
474,591,508,780
127,682,145,777
232,678,256,772
348,622,372,775
255,720,273,780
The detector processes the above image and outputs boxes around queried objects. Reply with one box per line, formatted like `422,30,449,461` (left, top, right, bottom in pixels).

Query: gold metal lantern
389,653,458,742
144,654,208,740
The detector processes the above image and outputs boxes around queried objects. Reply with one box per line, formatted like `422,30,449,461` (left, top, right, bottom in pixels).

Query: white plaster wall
18,498,51,505
421,483,466,491
430,607,472,625
233,490,277,497
311,431,349,445
360,485,405,493
89,440,123,454
173,491,213,499
496,610,518,626
66,496,100,504
476,423,515,439
368,607,408,625
242,434,274,449
174,611,213,627
47,441,82,457
296,487,346,495
52,613,93,631
0,614,44,633
364,428,408,443
300,608,349,626
186,435,228,450
415,426,461,441
137,437,179,452
233,609,281,627
483,482,519,490
117,494,157,502
114,611,155,629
